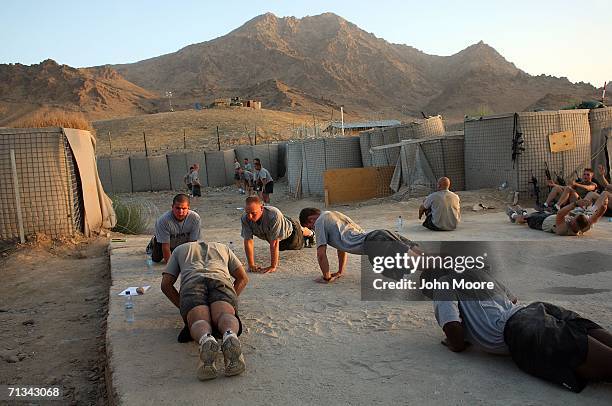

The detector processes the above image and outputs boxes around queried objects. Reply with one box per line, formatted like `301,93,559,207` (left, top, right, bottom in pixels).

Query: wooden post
254,126,257,145
183,129,186,149
216,126,221,151
108,131,113,155
143,131,148,157
10,150,25,244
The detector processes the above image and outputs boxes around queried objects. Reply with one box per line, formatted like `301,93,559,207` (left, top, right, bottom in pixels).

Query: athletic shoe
514,205,528,216
222,333,246,377
197,335,220,381
506,206,518,223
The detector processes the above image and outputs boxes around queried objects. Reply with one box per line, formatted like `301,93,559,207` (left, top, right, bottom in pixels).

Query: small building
210,98,230,108
244,100,262,109
324,120,401,136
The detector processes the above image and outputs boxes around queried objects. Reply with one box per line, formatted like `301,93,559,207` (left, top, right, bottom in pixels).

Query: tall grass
110,197,149,235
11,111,93,131
465,104,493,118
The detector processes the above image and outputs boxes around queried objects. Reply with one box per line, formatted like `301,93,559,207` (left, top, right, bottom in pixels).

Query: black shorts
263,181,274,194
148,236,164,262
234,172,240,181
423,213,444,231
364,229,418,281
187,184,192,191
279,217,304,251
179,275,242,337
525,211,550,230
504,302,601,392
192,184,202,197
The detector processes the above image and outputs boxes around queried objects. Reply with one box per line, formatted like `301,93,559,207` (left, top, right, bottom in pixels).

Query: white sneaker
222,332,246,377
197,335,220,381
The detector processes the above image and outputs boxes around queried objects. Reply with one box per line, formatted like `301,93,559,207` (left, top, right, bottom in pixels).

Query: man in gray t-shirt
241,196,313,273
253,159,274,203
299,208,419,283
161,241,249,380
419,177,461,231
149,194,201,263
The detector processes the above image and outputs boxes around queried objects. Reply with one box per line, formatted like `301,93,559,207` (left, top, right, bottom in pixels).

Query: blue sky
1,0,610,86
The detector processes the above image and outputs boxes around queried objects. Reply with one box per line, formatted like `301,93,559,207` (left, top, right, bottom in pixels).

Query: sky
1,0,610,87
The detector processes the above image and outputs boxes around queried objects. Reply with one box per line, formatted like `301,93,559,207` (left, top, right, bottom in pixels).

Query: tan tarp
63,128,116,235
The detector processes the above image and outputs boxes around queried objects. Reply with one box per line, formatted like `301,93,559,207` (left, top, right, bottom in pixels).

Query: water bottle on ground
124,292,134,323
396,216,403,232
145,251,154,275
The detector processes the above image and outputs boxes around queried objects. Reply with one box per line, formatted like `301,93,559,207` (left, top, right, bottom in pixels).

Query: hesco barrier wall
360,116,446,167
588,107,612,175
287,137,363,196
465,110,591,193
390,134,464,194
0,128,83,240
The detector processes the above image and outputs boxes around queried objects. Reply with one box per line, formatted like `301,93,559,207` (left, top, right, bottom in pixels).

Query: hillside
0,60,159,126
113,12,599,120
92,107,348,157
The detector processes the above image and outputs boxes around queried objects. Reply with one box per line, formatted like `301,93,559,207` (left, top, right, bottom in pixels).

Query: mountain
0,59,158,126
112,12,598,120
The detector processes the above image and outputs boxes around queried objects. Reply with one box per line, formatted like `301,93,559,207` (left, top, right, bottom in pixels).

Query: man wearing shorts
242,196,313,274
418,177,461,231
299,208,420,283
161,241,249,380
427,270,612,392
253,158,274,203
542,168,598,211
190,163,202,197
148,194,201,263
506,191,609,236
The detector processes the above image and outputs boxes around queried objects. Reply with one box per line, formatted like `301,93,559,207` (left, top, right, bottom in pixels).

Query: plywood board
323,166,395,206
549,131,575,153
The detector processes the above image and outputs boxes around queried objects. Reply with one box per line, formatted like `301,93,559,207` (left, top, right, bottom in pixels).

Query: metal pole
340,107,345,137
108,131,113,156
143,131,148,157
10,150,25,244
216,126,221,151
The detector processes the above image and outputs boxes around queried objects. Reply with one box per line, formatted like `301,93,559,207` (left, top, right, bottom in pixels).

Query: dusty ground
0,236,110,405
104,181,611,405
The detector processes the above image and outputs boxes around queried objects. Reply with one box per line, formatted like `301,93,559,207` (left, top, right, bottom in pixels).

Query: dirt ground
0,236,110,405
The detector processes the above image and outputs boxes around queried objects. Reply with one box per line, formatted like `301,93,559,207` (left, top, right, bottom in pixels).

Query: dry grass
11,110,93,131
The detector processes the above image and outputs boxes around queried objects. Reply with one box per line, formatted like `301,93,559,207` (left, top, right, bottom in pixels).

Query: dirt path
0,237,110,405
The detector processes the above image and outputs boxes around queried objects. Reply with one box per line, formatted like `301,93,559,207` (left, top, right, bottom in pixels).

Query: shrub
111,197,149,235
11,110,93,131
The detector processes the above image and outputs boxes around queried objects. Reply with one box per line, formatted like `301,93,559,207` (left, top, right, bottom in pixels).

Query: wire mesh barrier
360,116,446,167
464,110,592,195
588,107,612,175
0,128,83,241
286,137,363,197
389,134,464,196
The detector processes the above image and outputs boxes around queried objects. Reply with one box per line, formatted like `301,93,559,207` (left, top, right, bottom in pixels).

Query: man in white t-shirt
419,177,461,231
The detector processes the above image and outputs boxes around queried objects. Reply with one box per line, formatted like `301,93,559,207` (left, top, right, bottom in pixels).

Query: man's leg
544,185,564,206
210,301,245,377
187,305,221,381
575,335,612,382
558,186,578,207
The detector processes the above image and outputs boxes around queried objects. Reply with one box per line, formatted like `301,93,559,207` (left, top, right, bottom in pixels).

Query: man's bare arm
160,273,179,309
266,239,280,272
243,239,257,271
589,193,609,225
335,250,347,277
229,265,249,296
161,243,172,263
316,245,331,279
442,321,468,352
418,204,426,219
556,201,577,225
572,181,596,192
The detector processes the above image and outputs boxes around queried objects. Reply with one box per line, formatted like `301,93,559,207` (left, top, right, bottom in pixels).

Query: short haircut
299,207,321,226
245,195,262,205
173,193,190,206
575,214,590,232
583,168,594,174
254,158,261,163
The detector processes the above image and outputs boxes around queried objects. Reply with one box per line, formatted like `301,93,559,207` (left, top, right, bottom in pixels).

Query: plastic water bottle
124,293,134,323
396,216,403,232
145,252,154,275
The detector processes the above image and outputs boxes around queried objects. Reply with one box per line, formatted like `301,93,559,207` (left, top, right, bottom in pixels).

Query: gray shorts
179,275,238,320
